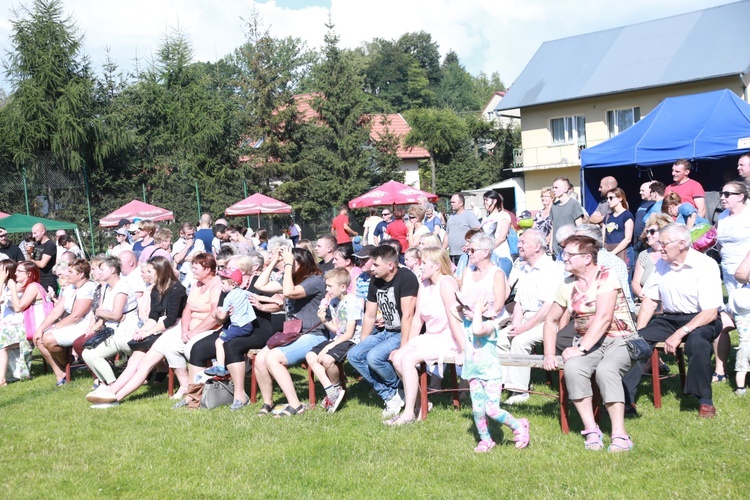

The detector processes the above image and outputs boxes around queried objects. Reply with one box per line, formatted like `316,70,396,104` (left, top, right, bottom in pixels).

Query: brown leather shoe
698,404,717,418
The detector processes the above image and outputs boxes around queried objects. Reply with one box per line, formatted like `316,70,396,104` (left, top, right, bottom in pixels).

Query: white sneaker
90,402,120,409
382,392,405,419
504,392,530,405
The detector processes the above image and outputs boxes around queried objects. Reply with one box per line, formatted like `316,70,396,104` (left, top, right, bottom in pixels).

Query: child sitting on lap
458,296,530,452
205,268,255,377
306,268,362,414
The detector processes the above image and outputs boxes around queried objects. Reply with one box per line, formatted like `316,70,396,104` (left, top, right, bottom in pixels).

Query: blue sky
0,0,737,93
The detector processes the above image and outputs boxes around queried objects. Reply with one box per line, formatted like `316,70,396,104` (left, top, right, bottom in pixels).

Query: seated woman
406,205,430,249
35,259,96,386
184,251,281,410
86,256,187,407
459,233,509,334
253,246,326,417
542,235,636,452
0,260,50,384
389,247,464,425
333,245,361,294
81,255,140,391
631,213,672,301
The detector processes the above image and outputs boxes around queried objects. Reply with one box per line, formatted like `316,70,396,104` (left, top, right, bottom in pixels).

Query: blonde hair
324,267,351,288
419,246,452,278
407,204,426,221
154,228,173,245
419,233,442,247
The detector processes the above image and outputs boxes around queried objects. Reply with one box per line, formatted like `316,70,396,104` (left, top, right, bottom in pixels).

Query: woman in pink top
388,247,464,425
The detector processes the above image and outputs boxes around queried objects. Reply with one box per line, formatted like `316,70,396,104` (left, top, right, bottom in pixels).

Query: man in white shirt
172,222,205,286
503,229,564,404
623,223,723,418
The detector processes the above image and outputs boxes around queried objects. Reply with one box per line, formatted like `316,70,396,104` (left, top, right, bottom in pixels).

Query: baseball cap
128,222,141,233
218,268,243,285
353,245,376,259
115,227,129,236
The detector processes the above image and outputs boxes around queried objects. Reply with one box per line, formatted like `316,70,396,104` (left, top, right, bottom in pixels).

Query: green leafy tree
404,108,468,193
396,31,442,87
437,50,482,112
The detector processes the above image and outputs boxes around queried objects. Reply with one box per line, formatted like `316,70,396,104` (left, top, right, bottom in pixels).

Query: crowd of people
1,154,749,453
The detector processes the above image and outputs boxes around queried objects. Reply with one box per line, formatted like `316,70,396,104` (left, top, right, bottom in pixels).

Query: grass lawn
1,353,749,499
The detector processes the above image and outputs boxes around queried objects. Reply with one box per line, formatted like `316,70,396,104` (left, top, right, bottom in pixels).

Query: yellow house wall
523,166,582,212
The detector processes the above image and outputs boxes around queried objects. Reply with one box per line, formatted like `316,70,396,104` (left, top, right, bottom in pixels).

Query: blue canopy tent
580,89,750,214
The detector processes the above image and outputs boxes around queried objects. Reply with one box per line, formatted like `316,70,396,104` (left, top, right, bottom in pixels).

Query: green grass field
1,354,748,499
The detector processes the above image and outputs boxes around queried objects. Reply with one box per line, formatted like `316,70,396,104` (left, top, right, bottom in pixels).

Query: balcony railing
513,144,587,170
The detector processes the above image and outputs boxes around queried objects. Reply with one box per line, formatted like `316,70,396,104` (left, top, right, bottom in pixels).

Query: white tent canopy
463,177,527,216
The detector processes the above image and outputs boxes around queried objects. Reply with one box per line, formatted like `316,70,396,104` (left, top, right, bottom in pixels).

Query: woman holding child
542,235,635,452
253,246,326,417
388,247,464,425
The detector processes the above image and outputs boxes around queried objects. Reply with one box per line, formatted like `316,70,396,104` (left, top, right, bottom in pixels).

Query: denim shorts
276,333,328,366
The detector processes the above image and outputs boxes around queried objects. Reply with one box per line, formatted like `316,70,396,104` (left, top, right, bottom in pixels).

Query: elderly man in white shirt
623,223,723,418
172,222,205,287
504,229,565,404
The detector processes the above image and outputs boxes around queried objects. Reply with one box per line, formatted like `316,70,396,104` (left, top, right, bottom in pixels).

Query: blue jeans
347,329,402,402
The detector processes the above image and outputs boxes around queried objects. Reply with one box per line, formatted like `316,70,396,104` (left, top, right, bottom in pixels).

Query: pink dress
405,275,461,373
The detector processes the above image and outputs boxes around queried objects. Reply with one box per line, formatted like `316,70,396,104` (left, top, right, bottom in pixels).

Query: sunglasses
645,228,658,236
467,248,487,254
720,191,741,198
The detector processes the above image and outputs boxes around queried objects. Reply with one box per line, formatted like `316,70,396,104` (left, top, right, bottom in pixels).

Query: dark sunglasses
720,191,741,198
645,228,658,236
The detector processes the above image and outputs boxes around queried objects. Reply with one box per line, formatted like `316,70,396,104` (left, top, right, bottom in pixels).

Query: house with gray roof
494,0,750,211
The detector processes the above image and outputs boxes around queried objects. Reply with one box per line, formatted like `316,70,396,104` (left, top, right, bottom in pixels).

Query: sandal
712,372,727,383
581,427,603,451
608,434,634,453
257,403,274,416
474,439,496,453
383,413,417,426
274,404,306,418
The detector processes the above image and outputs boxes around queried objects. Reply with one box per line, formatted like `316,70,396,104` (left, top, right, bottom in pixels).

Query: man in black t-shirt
31,223,58,291
0,227,25,262
347,245,418,419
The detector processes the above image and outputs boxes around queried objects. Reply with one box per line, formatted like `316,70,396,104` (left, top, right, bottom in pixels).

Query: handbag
200,378,235,409
186,383,204,409
83,327,115,350
267,319,323,349
127,333,162,352
625,334,653,362
24,283,55,341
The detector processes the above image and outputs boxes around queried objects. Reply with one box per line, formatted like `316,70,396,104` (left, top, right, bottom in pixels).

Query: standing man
665,159,706,218
195,214,214,254
623,223,723,418
346,245,418,418
373,208,392,245
331,205,358,250
444,193,480,265
315,235,337,273
643,181,666,222
172,221,205,286
587,176,618,225
550,177,585,257
503,229,564,404
31,223,57,292
0,227,24,262
633,181,655,252
738,153,750,185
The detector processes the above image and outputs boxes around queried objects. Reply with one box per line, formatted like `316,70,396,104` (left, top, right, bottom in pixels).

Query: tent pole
195,182,202,222
142,183,146,202
82,162,96,255
74,228,86,260
22,166,30,215
243,180,251,229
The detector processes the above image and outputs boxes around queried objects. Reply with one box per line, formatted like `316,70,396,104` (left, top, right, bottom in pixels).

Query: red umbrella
99,200,174,227
348,180,438,209
0,211,9,219
225,193,292,216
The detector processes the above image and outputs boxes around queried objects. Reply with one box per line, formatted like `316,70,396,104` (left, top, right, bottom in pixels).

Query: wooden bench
650,342,686,409
419,354,602,434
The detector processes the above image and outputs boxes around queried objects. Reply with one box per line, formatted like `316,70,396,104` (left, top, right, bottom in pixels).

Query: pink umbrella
225,193,292,216
348,180,438,209
0,211,9,219
99,200,174,227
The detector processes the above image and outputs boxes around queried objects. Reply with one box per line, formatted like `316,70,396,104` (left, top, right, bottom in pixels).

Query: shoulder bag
200,378,235,409
267,319,322,349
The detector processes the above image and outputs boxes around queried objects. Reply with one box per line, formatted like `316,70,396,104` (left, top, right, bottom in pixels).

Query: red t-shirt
385,219,409,252
331,213,352,244
665,179,705,209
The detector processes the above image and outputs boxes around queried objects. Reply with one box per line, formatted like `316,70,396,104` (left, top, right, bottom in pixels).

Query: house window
550,116,586,146
607,107,640,137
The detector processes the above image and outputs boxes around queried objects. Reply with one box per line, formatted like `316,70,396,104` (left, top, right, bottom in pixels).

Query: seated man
503,229,564,404
622,223,723,418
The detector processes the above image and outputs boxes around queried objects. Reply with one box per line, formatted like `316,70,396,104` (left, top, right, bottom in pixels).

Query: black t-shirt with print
366,267,419,331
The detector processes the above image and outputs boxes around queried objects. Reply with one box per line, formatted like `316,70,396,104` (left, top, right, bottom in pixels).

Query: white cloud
0,0,736,90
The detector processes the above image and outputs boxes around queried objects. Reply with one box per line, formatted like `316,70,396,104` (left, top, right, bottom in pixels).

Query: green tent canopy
0,214,78,233
0,214,85,257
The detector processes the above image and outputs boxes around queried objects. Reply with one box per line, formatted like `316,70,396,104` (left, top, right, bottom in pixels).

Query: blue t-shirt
604,210,634,245
222,288,256,327
373,221,389,240
677,203,709,226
